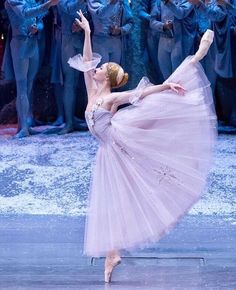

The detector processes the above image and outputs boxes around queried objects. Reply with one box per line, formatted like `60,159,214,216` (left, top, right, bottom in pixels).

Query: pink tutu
69,54,217,257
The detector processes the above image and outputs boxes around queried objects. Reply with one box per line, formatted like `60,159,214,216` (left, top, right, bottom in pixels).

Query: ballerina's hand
168,83,186,95
76,10,90,33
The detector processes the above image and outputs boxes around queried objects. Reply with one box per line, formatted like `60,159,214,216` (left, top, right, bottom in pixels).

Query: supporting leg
104,250,121,283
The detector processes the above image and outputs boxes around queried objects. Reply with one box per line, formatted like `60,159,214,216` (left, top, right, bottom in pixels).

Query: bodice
85,98,114,143
85,98,136,160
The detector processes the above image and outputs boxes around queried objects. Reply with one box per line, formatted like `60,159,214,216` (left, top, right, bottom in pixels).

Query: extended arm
107,83,185,106
75,10,97,99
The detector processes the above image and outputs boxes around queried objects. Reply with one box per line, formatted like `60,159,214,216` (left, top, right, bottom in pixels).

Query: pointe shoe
104,256,122,283
191,29,214,64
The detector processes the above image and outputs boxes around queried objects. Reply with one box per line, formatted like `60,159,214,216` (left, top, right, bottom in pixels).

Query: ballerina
68,10,217,283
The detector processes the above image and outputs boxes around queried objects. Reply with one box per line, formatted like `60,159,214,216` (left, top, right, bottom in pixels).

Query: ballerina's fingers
77,10,86,22
169,83,186,95
76,10,89,30
75,17,82,26
176,85,186,95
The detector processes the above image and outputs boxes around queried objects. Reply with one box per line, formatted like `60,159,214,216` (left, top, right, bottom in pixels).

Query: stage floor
0,126,235,289
0,214,235,289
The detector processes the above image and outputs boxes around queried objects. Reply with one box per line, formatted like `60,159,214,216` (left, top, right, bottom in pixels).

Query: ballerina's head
93,62,129,89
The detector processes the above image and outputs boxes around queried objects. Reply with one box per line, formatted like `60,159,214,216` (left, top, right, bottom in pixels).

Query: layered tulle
80,56,217,257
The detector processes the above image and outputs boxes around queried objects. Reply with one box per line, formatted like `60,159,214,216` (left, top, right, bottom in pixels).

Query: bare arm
106,83,186,107
76,10,97,99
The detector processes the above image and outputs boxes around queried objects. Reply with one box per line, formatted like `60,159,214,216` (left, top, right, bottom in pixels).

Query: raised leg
191,29,214,64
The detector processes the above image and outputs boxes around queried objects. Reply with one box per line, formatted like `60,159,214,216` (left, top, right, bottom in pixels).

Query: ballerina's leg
191,29,214,64
104,250,121,283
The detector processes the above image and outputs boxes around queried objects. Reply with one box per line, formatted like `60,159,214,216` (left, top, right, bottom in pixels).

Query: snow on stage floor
0,126,235,216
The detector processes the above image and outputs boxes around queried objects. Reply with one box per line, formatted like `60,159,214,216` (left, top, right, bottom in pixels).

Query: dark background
0,0,236,127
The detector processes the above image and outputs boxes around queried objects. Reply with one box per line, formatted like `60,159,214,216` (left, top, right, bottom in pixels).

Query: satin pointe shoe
104,255,122,283
191,29,214,64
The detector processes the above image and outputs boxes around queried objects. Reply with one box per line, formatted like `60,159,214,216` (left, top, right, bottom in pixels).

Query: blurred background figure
150,0,197,80
50,5,64,126
88,0,134,69
3,0,58,138
57,0,89,135
190,0,235,128
138,0,163,84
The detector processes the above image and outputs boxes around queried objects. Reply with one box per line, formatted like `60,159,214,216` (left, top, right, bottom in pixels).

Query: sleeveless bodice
85,98,114,144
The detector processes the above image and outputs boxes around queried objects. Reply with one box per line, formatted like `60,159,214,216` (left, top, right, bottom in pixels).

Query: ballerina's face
93,63,109,82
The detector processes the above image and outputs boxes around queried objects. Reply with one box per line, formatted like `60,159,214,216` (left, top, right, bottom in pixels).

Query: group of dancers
1,0,236,137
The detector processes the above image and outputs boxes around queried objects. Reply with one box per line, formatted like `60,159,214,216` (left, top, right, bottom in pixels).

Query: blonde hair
106,62,129,88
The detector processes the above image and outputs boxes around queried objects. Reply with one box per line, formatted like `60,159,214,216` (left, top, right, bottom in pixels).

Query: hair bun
115,72,129,88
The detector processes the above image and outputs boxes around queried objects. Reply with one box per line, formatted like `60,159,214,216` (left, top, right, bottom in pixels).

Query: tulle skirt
83,56,217,257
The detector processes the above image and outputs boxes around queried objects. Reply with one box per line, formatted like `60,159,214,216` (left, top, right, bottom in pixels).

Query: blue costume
228,0,236,76
88,0,134,66
4,0,51,137
138,0,163,84
50,6,64,126
150,0,197,79
221,0,236,126
195,0,233,79
224,0,236,15
58,0,88,134
195,0,236,125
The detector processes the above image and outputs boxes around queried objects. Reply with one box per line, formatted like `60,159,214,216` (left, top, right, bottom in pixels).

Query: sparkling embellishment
87,98,104,127
154,165,183,185
112,140,135,160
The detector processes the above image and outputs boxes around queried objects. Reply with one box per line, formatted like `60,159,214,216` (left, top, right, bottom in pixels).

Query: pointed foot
104,256,122,283
191,29,214,64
